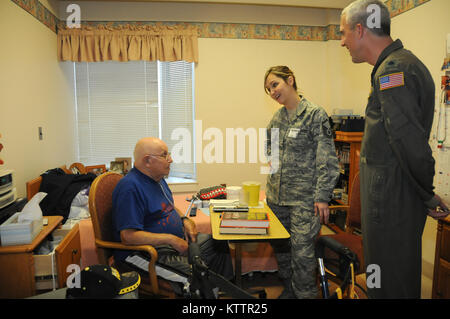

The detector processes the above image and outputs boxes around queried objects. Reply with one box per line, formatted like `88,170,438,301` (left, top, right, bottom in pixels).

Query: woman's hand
314,202,330,224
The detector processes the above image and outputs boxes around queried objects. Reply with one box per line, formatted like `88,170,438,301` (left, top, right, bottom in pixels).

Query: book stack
219,211,269,235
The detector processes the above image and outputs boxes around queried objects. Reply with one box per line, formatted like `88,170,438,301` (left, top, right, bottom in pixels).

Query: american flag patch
379,72,404,90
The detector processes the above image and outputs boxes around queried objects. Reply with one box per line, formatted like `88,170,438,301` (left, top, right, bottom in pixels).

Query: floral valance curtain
57,24,198,63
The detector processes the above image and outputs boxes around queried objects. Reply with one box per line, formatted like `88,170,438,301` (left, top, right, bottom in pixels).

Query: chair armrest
326,205,350,234
329,205,350,211
95,239,158,266
95,239,161,294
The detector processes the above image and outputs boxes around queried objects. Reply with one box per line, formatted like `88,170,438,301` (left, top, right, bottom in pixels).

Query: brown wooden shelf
335,131,364,142
334,131,363,205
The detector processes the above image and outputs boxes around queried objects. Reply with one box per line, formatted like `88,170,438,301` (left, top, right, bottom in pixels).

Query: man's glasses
148,152,171,161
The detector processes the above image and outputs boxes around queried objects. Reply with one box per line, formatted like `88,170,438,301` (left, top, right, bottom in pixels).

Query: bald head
133,137,171,181
134,137,165,162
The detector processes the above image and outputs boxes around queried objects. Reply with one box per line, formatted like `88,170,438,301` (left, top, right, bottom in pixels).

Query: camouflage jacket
266,97,339,206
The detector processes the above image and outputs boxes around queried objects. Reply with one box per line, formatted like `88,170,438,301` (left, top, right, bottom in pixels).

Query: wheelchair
185,240,258,299
315,236,368,299
186,236,368,299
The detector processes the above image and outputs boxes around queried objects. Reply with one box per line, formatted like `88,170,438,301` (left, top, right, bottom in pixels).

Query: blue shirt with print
112,168,184,261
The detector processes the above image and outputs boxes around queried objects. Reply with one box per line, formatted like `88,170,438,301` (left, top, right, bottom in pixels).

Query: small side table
210,203,290,287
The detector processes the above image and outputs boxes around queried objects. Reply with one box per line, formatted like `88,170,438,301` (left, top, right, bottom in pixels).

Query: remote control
190,206,197,217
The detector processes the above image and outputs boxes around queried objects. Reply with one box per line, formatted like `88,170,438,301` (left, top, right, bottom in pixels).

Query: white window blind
74,60,195,179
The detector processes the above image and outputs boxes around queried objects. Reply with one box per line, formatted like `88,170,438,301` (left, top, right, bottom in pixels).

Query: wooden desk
210,203,290,286
432,215,450,298
0,216,81,298
0,216,62,298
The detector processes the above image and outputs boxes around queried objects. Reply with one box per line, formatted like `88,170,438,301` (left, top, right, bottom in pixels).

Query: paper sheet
18,192,46,223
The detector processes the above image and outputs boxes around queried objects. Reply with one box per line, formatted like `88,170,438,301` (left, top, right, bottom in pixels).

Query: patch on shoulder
322,120,332,138
379,72,404,91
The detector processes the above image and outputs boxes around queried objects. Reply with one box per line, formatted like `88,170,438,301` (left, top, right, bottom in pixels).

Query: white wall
0,1,77,197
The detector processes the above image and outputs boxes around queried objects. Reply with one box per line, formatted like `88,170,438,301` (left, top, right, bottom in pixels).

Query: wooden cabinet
54,224,81,287
432,216,450,299
0,216,81,298
334,131,363,204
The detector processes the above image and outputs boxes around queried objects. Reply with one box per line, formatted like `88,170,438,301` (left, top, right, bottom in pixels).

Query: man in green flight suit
340,0,449,298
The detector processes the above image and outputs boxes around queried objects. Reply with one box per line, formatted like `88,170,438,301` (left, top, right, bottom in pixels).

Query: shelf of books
334,131,363,205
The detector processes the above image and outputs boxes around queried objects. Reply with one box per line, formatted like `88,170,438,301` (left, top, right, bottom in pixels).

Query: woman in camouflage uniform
264,66,339,298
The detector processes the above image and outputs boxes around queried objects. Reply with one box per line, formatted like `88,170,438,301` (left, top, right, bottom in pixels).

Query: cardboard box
0,213,43,246
35,277,59,291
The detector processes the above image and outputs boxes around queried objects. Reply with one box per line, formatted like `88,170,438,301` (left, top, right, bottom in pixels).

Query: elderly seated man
112,137,234,294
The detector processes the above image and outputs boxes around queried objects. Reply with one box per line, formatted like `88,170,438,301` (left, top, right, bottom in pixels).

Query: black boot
277,279,296,299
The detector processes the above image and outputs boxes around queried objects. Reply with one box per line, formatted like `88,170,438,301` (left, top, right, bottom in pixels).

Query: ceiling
66,0,355,10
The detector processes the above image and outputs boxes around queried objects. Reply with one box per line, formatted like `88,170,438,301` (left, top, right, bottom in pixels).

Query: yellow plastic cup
242,182,261,207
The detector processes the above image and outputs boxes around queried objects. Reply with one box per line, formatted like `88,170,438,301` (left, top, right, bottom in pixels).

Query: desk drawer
55,224,81,286
33,224,81,288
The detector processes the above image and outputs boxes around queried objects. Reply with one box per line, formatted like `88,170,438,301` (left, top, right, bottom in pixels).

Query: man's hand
182,217,198,243
428,195,449,220
169,235,189,255
314,202,330,224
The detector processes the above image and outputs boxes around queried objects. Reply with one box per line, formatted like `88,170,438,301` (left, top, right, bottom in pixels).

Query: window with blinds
74,60,195,180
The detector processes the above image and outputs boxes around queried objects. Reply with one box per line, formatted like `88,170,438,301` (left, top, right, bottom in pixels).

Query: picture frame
85,164,107,176
110,161,125,174
115,157,132,173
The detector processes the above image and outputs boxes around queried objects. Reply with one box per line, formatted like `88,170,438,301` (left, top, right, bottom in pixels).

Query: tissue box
0,212,43,246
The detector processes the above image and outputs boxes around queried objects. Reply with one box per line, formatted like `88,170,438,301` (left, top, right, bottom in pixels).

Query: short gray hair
342,0,391,36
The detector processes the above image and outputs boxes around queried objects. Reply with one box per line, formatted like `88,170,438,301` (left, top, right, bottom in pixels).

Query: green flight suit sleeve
312,110,340,203
376,69,437,208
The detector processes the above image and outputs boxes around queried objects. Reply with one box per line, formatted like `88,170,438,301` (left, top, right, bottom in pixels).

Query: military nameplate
288,128,300,138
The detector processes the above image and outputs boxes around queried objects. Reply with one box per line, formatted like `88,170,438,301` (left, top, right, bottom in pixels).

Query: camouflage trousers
268,201,321,299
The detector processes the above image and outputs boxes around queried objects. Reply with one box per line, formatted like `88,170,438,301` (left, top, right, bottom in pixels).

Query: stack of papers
210,199,248,212
209,199,240,207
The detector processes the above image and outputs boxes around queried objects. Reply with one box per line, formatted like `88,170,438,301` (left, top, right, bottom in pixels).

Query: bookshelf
334,131,363,205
